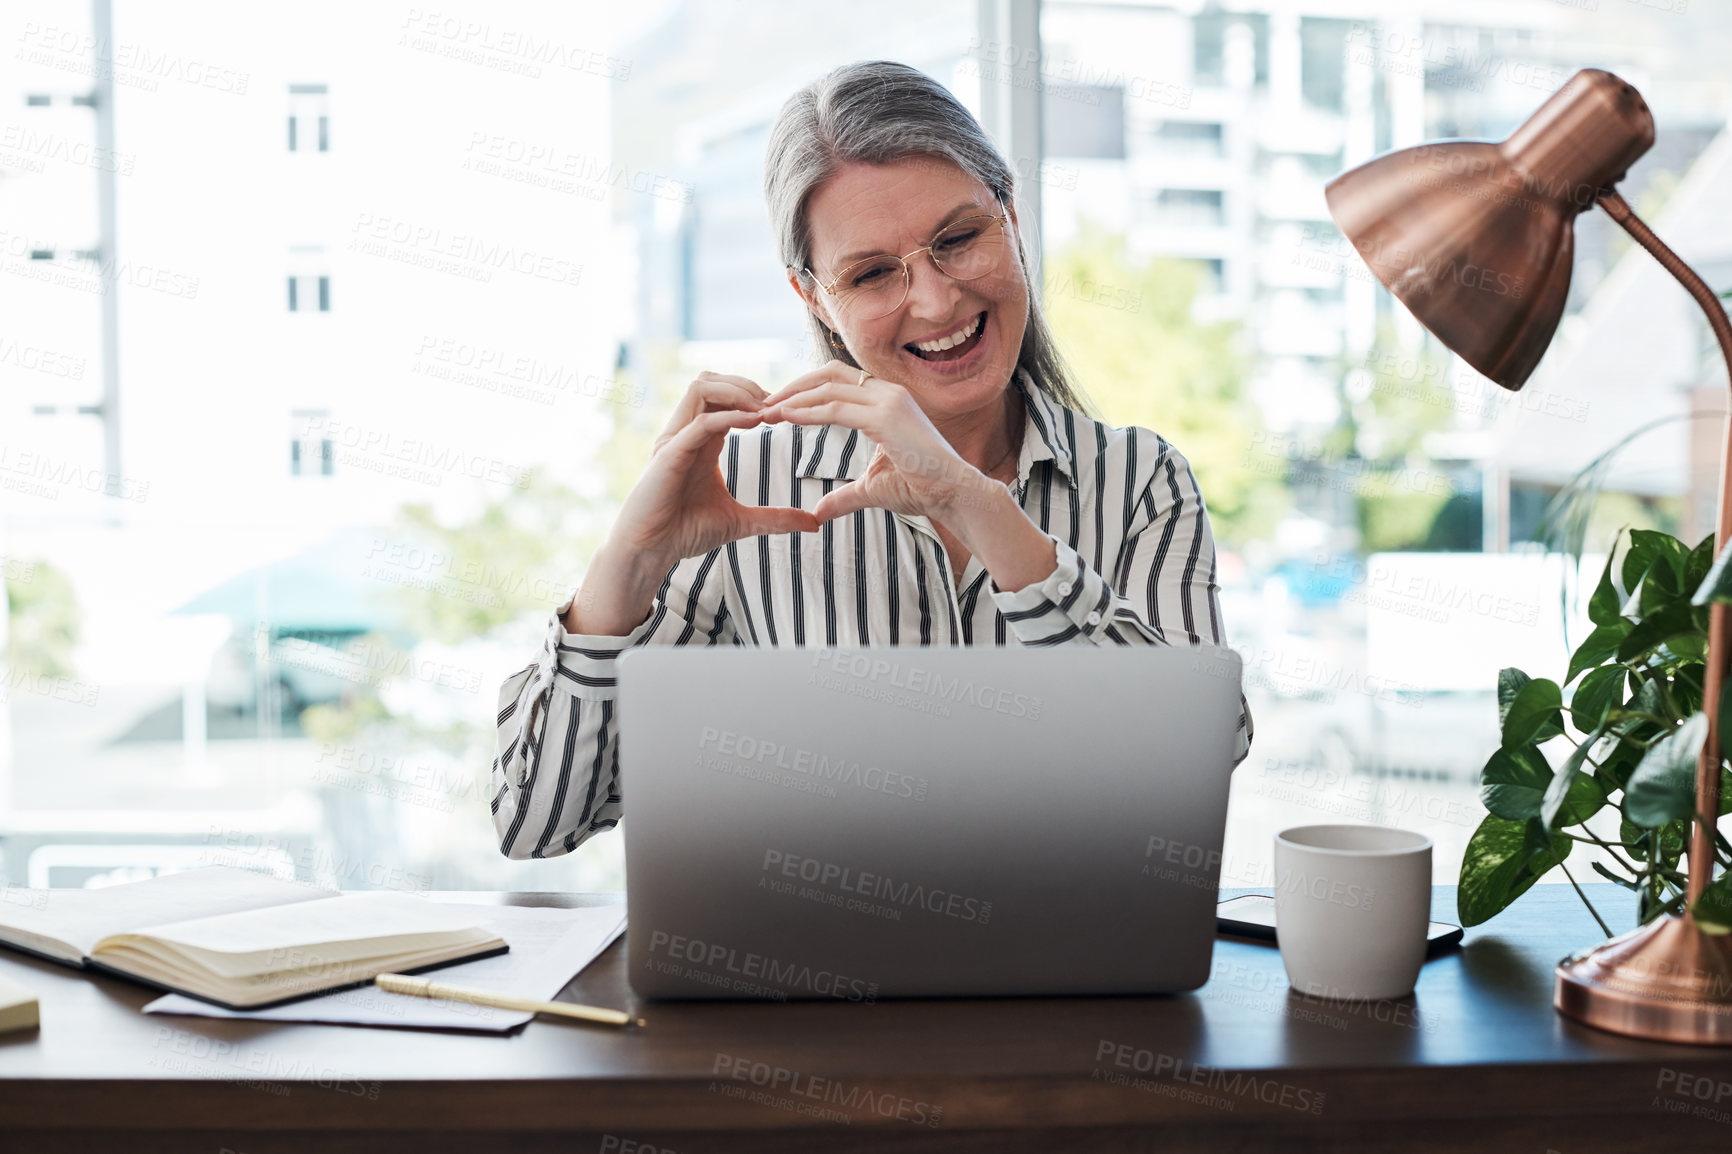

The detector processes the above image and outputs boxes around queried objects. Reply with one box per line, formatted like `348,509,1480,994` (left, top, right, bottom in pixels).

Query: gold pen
374,973,644,1028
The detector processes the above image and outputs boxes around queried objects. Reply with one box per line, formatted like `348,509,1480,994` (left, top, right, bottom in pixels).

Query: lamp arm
1597,187,1732,905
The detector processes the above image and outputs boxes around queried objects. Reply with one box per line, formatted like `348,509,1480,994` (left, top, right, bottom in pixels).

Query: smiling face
794,155,1030,424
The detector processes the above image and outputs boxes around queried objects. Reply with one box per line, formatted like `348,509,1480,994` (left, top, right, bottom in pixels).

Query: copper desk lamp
1325,68,1732,1045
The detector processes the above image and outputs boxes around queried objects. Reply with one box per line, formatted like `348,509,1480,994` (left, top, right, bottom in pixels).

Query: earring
827,327,848,354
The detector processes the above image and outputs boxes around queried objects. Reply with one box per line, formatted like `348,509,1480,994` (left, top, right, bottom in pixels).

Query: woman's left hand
758,360,998,524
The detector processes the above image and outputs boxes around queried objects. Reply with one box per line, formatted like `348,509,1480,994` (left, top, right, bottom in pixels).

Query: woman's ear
787,267,839,333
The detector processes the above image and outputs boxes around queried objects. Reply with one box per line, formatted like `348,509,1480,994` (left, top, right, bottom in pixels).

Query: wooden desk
3,885,1731,1153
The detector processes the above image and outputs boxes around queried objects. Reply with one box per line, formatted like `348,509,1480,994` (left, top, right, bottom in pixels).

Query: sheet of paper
143,902,627,1032
0,866,331,961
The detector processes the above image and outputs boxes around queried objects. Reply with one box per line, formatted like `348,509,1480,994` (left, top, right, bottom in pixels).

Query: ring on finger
855,367,869,387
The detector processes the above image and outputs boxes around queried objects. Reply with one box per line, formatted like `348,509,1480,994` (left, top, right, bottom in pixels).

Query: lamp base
1554,914,1732,1044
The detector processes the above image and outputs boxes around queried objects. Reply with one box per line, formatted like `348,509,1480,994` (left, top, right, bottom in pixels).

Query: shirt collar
796,369,1077,488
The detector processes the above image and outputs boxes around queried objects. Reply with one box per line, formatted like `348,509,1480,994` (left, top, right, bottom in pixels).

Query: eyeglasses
804,213,1009,321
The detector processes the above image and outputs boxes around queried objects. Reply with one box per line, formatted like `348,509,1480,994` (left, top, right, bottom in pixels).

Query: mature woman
492,61,1251,860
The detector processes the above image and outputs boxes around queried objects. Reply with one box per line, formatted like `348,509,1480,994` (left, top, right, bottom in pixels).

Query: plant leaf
1692,871,1732,935
1692,536,1732,606
1674,662,1706,716
1497,668,1531,725
1458,814,1569,927
1569,666,1624,732
1720,679,1732,773
1644,554,1685,605
1618,819,1686,867
1670,633,1709,665
1588,546,1623,627
1624,529,1687,594
1620,568,1652,619
1568,622,1629,684
1616,603,1696,663
1656,821,1688,868
1685,532,1716,594
1501,678,1564,749
1622,816,1650,862
1613,677,1666,740
1590,860,1639,891
1622,534,1657,593
1481,745,1555,821
1561,769,1606,827
1541,726,1607,829
1594,739,1642,796
1625,712,1709,828
1521,815,1563,865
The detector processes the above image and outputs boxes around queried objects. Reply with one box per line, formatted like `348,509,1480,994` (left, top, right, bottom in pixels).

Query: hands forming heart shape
606,360,1002,578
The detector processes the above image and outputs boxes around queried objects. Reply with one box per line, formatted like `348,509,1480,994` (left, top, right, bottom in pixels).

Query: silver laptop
618,645,1243,1000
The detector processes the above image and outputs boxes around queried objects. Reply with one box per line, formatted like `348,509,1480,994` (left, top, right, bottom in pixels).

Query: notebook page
98,891,493,977
144,902,628,1031
0,866,331,962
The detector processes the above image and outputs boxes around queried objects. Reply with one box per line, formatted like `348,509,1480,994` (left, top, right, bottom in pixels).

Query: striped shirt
492,371,1253,859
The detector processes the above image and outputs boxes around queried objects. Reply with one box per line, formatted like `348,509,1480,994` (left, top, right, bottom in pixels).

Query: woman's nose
902,252,963,321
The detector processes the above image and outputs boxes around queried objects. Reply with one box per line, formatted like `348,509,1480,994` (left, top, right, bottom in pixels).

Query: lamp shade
1324,69,1655,389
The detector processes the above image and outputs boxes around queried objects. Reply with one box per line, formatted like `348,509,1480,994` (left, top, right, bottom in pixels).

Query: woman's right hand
611,371,821,564
565,372,820,635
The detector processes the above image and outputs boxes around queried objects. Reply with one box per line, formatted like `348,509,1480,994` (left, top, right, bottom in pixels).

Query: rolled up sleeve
986,442,1253,765
988,536,1119,646
491,548,733,859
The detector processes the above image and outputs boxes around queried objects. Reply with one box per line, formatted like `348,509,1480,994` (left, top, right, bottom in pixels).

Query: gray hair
764,59,1090,415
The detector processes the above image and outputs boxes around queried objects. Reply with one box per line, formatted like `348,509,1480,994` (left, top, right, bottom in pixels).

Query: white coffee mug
1273,824,1433,1001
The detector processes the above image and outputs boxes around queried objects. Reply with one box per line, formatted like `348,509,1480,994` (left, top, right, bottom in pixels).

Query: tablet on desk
1216,894,1464,954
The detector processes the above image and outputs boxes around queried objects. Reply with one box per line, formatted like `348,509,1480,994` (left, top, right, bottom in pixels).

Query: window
8,1,1022,908
1040,0,1727,907
1192,257,1225,296
287,84,330,152
28,0,1719,915
1153,121,1225,158
1152,188,1225,228
1302,150,1346,179
287,275,330,312
1300,18,1352,111
289,410,334,477
1193,10,1268,86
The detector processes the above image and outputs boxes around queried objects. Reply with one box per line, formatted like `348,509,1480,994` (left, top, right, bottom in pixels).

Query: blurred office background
1,0,1728,896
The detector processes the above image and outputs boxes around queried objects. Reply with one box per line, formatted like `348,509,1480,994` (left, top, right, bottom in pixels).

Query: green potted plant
1459,529,1732,935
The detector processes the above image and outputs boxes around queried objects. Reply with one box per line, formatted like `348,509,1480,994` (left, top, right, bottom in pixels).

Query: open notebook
0,866,506,1010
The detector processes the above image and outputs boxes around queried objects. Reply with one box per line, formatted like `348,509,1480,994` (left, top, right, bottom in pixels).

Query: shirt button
1057,581,1074,596
1086,611,1102,626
